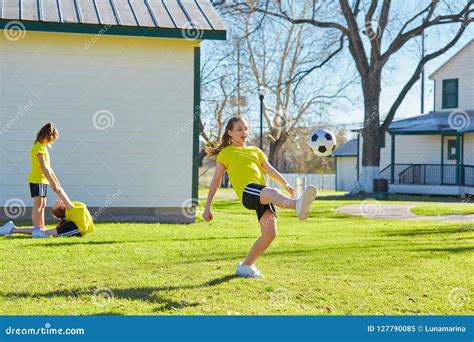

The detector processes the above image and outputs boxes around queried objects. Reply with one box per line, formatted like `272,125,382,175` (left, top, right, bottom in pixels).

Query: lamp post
258,85,266,150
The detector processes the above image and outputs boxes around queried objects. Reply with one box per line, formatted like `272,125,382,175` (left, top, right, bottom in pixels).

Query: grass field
0,190,472,315
411,204,474,217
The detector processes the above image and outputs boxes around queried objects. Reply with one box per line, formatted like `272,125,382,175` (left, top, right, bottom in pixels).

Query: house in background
366,39,473,196
332,139,358,192
0,0,226,223
377,39,473,196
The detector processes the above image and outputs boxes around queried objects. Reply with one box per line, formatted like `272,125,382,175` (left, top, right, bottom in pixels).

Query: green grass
0,191,472,315
411,204,474,217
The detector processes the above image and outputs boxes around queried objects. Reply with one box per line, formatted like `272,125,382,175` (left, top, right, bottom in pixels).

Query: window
442,79,458,109
447,139,457,160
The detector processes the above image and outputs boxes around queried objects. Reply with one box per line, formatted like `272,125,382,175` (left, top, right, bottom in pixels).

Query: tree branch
381,1,472,65
365,0,378,24
339,0,370,76
227,1,349,33
289,34,345,94
381,15,471,132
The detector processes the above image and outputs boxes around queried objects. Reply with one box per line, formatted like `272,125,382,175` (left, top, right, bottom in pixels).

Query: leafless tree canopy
211,0,472,190
201,1,355,170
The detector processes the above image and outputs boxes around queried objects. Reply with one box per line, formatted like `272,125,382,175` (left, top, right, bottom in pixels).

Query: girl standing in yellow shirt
28,123,61,231
203,116,317,278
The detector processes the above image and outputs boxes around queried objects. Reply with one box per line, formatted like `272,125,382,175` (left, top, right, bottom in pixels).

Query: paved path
336,203,474,223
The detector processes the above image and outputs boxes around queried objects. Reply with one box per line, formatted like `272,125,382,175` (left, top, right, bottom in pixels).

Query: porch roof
389,110,474,135
332,139,357,157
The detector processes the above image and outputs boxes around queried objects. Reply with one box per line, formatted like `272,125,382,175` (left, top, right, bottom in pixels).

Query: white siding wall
465,133,474,165
360,133,441,172
336,156,357,191
431,41,473,111
0,31,197,208
393,135,441,164
380,132,391,170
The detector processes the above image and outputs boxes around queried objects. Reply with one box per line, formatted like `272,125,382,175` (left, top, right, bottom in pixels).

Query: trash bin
373,179,388,192
373,178,389,200
296,176,306,197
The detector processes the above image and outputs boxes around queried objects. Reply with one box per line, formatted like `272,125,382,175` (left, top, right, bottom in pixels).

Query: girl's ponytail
206,116,245,156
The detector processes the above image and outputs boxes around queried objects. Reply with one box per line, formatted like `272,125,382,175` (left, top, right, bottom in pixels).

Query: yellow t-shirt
216,145,267,201
28,142,50,184
66,201,95,236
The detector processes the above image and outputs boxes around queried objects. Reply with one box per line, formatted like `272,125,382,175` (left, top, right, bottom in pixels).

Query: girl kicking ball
202,116,317,278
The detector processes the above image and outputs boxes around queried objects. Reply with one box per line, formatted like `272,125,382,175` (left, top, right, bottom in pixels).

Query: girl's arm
202,162,226,222
262,159,296,198
55,187,74,210
49,170,61,189
37,154,60,192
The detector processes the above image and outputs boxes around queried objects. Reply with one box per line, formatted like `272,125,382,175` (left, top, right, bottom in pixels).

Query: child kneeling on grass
202,116,317,278
0,187,95,238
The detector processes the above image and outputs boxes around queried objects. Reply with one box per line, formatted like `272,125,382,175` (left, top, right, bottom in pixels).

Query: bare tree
208,3,353,169
200,35,242,147
222,0,472,192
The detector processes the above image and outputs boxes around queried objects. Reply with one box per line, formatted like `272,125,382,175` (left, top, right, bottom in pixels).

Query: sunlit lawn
0,190,472,315
411,204,474,216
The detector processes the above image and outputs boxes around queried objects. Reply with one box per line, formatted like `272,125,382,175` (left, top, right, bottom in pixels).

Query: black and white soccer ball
309,129,337,157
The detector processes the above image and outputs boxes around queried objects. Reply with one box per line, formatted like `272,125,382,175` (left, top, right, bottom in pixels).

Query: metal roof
0,0,226,39
389,110,474,134
332,139,358,157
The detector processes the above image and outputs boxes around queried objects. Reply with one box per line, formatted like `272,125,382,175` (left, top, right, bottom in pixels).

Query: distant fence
199,168,335,190
266,173,335,191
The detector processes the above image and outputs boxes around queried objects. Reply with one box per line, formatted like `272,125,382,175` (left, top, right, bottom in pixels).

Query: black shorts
29,183,47,197
56,221,82,237
242,183,277,221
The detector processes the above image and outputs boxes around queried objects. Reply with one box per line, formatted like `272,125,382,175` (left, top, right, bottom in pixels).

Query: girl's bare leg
38,197,46,229
31,196,42,228
259,187,296,209
11,227,58,236
32,197,47,229
243,209,277,265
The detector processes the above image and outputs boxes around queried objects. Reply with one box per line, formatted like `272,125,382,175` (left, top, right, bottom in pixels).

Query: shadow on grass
0,275,238,313
169,234,301,242
18,240,154,248
94,311,124,316
179,244,392,265
16,235,303,247
319,194,466,203
10,232,306,248
415,246,474,253
381,227,473,237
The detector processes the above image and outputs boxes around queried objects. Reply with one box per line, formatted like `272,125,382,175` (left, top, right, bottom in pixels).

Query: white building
332,139,358,192
342,39,474,196
0,0,226,223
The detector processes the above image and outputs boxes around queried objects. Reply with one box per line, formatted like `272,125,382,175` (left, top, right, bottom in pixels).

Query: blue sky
340,32,473,129
201,1,473,139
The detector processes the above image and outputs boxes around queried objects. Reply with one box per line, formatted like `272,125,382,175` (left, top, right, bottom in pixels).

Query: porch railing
465,165,474,186
380,164,474,186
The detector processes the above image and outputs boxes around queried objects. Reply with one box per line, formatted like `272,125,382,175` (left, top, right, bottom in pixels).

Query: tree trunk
357,75,382,193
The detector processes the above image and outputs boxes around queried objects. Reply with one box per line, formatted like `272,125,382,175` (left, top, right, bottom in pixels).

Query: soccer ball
309,129,337,157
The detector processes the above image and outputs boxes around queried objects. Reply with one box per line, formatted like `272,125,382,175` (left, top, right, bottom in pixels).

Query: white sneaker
0,221,15,236
32,228,49,238
235,262,264,278
295,185,317,220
